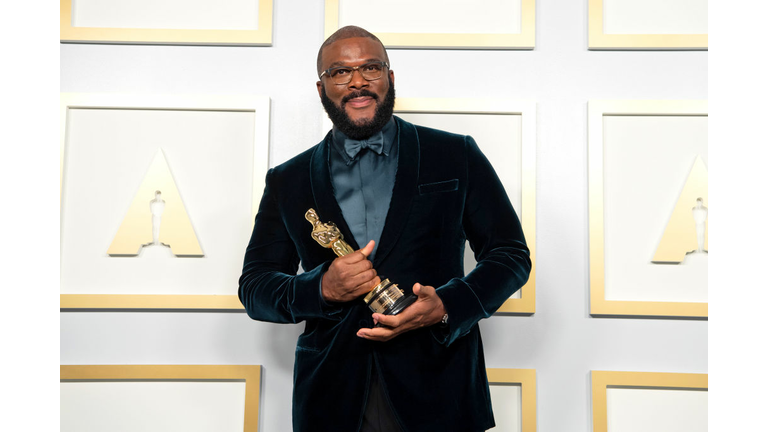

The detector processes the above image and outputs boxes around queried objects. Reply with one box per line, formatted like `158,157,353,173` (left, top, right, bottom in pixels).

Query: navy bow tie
344,132,385,159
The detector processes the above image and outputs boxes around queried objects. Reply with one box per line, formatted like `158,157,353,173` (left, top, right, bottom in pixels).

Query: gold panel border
392,98,536,314
588,100,708,318
60,0,273,46
324,0,535,49
588,0,707,50
61,365,261,431
59,294,244,310
591,370,707,432
60,93,270,310
487,368,537,432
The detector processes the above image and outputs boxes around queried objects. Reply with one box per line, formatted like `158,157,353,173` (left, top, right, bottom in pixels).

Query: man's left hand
356,283,446,342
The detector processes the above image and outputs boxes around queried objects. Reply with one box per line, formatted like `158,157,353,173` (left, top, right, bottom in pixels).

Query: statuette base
364,278,417,315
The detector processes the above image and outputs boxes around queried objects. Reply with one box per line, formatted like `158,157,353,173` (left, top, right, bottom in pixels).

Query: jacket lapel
374,116,419,266
309,131,360,251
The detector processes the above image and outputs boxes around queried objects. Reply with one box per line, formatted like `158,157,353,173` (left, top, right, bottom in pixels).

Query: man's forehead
321,37,387,67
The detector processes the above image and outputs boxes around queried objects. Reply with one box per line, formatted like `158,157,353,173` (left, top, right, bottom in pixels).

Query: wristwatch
439,313,449,328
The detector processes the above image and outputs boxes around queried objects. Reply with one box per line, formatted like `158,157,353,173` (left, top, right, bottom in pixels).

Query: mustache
342,90,378,105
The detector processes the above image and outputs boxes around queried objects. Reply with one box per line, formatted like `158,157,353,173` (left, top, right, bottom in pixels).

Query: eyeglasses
319,61,389,85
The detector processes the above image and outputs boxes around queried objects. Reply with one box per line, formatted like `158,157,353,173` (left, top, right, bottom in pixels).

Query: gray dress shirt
329,117,398,261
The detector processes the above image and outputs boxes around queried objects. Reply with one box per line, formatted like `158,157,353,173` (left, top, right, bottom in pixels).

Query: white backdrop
60,1,708,431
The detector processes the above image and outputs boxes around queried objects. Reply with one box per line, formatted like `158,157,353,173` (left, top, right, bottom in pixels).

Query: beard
320,77,396,140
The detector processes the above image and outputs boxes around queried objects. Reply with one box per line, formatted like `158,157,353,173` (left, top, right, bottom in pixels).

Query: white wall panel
61,108,255,296
607,388,707,432
603,115,707,303
61,381,246,432
73,0,261,30
603,0,708,35
490,384,523,432
339,0,522,34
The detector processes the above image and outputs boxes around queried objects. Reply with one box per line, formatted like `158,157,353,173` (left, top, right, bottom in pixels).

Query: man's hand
321,240,381,303
356,283,446,342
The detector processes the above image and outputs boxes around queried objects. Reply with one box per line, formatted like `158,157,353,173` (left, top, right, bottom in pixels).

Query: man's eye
331,68,351,77
363,64,381,72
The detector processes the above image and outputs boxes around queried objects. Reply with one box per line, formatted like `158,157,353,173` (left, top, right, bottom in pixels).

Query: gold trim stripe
325,0,535,49
61,365,261,431
60,294,244,310
590,299,707,318
588,0,707,50
61,0,273,46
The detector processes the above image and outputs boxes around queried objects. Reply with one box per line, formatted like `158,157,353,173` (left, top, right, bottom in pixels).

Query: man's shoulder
396,116,472,152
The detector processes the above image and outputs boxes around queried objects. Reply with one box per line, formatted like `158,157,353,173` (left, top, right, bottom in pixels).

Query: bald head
316,26,389,77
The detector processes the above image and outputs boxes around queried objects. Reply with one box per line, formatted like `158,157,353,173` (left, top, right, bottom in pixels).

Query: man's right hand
321,240,381,303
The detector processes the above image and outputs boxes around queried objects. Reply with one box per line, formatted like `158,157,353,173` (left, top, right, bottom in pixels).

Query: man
239,26,530,432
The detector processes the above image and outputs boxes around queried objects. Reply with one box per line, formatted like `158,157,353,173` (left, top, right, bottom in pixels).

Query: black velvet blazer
239,116,531,432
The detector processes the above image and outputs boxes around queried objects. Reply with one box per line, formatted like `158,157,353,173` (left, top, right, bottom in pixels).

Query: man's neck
331,116,397,163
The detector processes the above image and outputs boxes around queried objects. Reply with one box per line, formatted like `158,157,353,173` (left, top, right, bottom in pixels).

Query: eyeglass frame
318,61,390,85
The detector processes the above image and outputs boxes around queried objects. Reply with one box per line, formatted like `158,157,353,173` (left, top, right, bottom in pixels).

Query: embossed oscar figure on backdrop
150,190,166,246
691,197,708,254
305,208,416,315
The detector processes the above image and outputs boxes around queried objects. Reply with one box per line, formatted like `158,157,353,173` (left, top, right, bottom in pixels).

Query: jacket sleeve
238,168,344,323
434,136,532,345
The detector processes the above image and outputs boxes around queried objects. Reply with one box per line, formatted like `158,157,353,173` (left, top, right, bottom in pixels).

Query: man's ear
389,70,395,87
316,81,323,98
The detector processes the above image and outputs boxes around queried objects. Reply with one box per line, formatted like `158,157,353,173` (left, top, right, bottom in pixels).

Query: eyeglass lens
329,62,385,85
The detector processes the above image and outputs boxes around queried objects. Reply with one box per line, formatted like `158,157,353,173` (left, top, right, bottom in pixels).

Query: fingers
320,240,387,303
356,240,375,261
372,312,398,328
337,262,375,285
332,252,372,278
348,270,379,294
320,242,379,302
357,324,398,341
413,282,435,298
338,240,374,269
358,283,444,340
356,310,411,341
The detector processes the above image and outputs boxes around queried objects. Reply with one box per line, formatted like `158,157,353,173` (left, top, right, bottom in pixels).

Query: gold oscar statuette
305,208,416,315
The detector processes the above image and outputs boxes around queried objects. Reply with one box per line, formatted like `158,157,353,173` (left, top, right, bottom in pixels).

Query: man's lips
342,90,378,110
345,96,375,108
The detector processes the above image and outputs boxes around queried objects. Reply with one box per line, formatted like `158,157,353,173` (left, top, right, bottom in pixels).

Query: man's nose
347,69,369,89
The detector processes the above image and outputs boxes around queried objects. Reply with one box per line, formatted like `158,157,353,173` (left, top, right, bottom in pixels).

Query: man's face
317,37,396,140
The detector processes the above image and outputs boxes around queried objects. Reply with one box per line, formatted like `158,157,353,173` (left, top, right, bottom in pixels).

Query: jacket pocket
418,179,459,195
